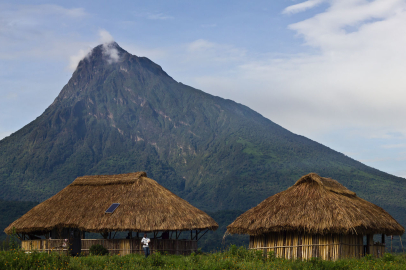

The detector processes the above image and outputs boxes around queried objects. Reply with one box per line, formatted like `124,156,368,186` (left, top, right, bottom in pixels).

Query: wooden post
391,235,393,253
366,234,371,255
263,233,268,258
47,232,50,255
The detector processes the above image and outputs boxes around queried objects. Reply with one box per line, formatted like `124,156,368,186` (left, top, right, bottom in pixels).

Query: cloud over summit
68,29,119,70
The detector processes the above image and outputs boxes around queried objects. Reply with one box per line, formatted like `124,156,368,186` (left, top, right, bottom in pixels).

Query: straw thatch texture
227,173,404,236
5,172,218,234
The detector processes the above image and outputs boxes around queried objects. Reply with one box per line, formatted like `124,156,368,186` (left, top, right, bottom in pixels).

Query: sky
1,0,406,178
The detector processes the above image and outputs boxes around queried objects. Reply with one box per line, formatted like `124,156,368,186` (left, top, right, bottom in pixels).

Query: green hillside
0,42,405,237
0,200,38,242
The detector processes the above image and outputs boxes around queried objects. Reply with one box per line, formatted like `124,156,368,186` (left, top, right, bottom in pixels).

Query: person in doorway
141,233,150,258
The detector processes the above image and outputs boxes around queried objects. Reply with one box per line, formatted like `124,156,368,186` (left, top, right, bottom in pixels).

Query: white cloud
381,144,406,149
187,39,216,52
287,0,406,50
98,30,120,64
235,0,406,135
185,39,246,63
99,29,114,44
0,4,89,62
283,0,326,14
102,43,120,64
68,29,119,70
146,13,174,20
175,0,406,145
68,48,92,71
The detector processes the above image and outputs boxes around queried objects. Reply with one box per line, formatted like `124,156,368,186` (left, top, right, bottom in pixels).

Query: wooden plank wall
249,232,369,260
22,239,197,256
21,240,69,255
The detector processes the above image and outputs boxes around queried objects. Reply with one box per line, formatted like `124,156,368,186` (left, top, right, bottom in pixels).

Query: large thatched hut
5,172,218,255
226,173,404,260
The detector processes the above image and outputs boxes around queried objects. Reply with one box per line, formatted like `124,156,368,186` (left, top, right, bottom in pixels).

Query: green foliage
200,210,249,252
364,254,374,261
8,228,20,251
2,248,406,269
383,252,396,262
1,228,21,251
89,244,108,256
228,244,264,262
149,252,165,267
0,249,69,270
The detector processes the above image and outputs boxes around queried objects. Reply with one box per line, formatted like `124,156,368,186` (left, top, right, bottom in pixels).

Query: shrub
89,244,108,256
149,252,165,267
266,250,275,261
383,252,395,262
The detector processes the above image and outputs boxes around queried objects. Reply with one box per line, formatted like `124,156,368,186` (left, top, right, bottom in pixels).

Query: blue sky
1,0,406,178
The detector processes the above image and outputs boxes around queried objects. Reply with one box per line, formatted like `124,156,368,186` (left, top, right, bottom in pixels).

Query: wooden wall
22,239,69,255
22,238,197,256
250,232,384,260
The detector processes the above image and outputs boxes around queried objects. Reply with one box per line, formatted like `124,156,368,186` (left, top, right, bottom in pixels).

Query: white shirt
141,237,150,248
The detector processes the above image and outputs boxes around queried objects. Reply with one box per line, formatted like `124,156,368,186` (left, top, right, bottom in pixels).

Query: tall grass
1,245,406,269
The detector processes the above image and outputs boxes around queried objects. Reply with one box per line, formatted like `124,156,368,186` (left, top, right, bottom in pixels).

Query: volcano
0,43,405,232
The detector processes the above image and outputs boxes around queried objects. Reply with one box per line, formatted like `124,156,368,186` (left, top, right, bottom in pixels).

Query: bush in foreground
0,249,69,269
89,244,109,256
1,246,406,269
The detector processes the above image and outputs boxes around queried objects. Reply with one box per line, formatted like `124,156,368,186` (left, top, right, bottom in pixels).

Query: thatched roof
227,173,404,236
5,172,218,234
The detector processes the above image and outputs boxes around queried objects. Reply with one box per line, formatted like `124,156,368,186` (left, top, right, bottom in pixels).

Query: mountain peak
78,42,128,68
55,42,170,104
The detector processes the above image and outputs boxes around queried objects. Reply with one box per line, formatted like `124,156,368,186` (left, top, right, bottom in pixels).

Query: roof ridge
294,173,356,197
70,171,147,186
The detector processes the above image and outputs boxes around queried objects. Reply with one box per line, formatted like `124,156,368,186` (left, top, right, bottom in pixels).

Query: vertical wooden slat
282,231,287,258
303,234,307,260
298,232,302,260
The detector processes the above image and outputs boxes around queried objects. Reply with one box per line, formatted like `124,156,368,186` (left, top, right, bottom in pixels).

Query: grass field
1,245,406,270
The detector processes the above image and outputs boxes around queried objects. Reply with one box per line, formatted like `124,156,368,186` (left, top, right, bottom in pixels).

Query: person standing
141,233,150,258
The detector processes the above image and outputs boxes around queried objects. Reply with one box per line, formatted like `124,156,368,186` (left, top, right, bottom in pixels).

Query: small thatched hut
226,173,404,260
5,172,218,255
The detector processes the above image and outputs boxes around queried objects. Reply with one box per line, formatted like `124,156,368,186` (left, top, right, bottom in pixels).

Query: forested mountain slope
0,42,404,230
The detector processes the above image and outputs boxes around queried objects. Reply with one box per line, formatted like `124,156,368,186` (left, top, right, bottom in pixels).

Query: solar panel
105,203,120,213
